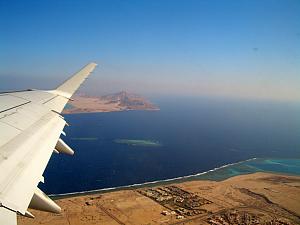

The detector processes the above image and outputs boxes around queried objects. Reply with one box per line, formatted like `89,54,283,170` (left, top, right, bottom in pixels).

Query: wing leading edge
0,63,97,224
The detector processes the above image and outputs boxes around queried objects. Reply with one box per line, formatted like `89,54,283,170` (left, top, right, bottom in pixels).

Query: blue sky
0,0,299,101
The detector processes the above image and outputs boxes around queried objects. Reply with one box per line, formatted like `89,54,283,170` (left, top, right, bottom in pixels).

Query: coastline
51,158,257,198
51,157,300,200
62,107,160,115
20,171,300,225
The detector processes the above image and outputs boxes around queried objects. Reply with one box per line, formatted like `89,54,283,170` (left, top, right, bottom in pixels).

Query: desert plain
18,172,300,225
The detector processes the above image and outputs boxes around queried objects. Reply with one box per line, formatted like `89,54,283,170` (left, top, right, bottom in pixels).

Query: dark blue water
40,97,300,194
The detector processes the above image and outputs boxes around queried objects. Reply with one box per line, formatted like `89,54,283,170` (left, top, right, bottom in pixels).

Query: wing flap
0,94,30,112
0,102,49,131
0,208,16,225
0,112,65,214
0,122,21,147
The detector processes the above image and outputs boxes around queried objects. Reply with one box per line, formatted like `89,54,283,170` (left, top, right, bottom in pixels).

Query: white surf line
50,157,257,197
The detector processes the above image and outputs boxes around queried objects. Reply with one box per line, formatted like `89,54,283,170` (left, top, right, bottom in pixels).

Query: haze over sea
40,97,300,195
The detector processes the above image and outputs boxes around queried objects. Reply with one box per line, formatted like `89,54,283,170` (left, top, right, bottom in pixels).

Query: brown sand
62,93,159,114
62,95,124,114
18,172,300,225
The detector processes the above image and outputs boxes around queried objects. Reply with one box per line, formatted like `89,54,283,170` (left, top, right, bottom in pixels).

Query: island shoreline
63,107,160,115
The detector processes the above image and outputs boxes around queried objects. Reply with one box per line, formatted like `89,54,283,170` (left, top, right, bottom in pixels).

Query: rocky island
62,91,159,114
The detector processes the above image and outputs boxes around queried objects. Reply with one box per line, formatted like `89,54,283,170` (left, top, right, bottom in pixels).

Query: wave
264,159,297,167
51,157,257,198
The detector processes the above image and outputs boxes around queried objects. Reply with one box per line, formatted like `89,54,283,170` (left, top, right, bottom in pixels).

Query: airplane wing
0,62,97,225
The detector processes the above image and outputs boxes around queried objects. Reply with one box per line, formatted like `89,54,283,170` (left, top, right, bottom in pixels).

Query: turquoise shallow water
137,158,300,189
194,158,300,181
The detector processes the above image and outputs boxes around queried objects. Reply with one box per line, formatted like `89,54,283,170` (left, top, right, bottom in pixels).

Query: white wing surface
0,63,97,224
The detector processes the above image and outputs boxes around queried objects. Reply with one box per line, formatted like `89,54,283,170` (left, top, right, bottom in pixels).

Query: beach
18,172,300,225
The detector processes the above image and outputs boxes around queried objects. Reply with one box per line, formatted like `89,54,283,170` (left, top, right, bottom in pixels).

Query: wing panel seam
0,102,31,114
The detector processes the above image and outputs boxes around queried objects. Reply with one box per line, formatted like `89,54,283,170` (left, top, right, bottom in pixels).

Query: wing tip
87,62,98,68
53,62,98,98
90,62,98,66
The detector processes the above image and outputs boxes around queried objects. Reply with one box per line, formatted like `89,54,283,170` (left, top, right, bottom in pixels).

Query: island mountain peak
102,90,139,100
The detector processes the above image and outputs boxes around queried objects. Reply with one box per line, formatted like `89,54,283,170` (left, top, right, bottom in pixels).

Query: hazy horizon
1,0,299,102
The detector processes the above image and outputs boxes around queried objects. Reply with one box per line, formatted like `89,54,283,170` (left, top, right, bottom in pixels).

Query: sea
40,96,300,195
